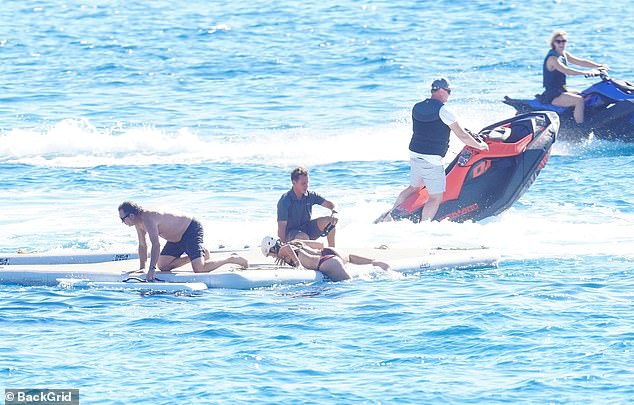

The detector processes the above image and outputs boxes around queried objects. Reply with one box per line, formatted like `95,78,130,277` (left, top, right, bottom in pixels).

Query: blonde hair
550,29,567,49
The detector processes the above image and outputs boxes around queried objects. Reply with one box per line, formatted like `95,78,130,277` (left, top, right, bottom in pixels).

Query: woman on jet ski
541,29,609,124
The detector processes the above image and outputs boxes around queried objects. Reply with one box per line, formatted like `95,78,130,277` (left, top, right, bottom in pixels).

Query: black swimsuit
317,248,338,271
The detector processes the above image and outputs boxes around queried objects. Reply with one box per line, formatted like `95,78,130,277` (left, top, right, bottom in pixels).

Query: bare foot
231,256,249,269
373,261,390,271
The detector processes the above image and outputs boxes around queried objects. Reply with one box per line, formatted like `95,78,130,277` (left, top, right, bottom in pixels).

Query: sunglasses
555,39,567,44
120,212,131,223
443,87,452,95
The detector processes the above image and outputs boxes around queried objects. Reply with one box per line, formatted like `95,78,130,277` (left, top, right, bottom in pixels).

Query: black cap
431,78,450,91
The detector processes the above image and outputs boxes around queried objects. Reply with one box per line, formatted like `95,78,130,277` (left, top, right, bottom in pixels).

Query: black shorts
539,88,565,104
286,218,322,240
160,219,205,260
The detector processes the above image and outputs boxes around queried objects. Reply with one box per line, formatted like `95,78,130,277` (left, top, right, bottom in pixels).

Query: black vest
409,98,450,157
543,49,567,91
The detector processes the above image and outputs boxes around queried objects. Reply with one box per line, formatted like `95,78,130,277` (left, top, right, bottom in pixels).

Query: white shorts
409,156,446,194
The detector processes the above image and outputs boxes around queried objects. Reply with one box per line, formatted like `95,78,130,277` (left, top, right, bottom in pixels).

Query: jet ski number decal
471,160,491,179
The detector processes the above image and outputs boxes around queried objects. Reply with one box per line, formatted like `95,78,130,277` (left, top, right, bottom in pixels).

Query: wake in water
0,118,411,167
1,113,632,263
0,100,542,168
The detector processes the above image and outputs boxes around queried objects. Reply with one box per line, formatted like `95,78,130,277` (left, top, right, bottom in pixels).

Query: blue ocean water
1,1,633,403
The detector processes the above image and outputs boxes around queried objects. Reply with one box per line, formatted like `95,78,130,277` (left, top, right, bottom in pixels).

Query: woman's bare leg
553,92,585,123
347,254,390,271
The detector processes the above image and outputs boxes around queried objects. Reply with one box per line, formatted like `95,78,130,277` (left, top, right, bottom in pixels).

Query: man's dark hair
118,201,142,215
291,166,309,182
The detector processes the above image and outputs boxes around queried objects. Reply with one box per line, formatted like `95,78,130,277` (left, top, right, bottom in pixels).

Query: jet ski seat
610,78,634,95
483,127,512,141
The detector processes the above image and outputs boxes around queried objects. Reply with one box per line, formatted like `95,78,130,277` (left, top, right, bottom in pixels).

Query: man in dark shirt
277,166,338,247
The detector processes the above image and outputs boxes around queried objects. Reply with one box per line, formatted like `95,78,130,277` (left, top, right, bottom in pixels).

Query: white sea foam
6,186,628,261
0,110,587,168
1,117,631,260
0,117,416,168
334,197,634,260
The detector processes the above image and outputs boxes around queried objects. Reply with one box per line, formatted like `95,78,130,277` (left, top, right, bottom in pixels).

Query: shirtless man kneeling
119,201,248,281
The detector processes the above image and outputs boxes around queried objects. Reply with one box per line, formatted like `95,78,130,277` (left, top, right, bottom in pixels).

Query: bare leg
157,255,190,271
315,216,337,247
574,98,585,124
158,249,213,272
326,227,336,247
552,92,585,123
392,186,421,210
421,192,443,221
289,231,310,242
375,185,422,223
347,254,390,271
200,255,248,273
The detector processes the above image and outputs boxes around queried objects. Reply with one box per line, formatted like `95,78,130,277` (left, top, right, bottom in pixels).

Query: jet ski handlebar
465,128,487,143
584,68,609,80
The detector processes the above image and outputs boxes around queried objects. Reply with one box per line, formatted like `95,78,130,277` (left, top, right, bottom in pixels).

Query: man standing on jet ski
541,29,609,125
388,78,488,222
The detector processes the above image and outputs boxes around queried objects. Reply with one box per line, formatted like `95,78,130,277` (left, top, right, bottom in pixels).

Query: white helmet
261,236,278,256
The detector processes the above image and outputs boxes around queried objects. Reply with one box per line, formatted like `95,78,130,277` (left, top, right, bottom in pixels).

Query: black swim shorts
286,218,323,241
160,219,205,260
539,88,565,104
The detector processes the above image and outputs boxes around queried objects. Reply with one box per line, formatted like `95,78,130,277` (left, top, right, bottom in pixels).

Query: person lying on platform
260,236,390,282
118,201,248,281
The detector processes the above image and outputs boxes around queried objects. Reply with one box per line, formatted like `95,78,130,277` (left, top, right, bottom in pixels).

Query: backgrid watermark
5,389,79,405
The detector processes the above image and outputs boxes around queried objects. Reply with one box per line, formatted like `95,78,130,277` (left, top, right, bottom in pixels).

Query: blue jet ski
504,72,634,142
